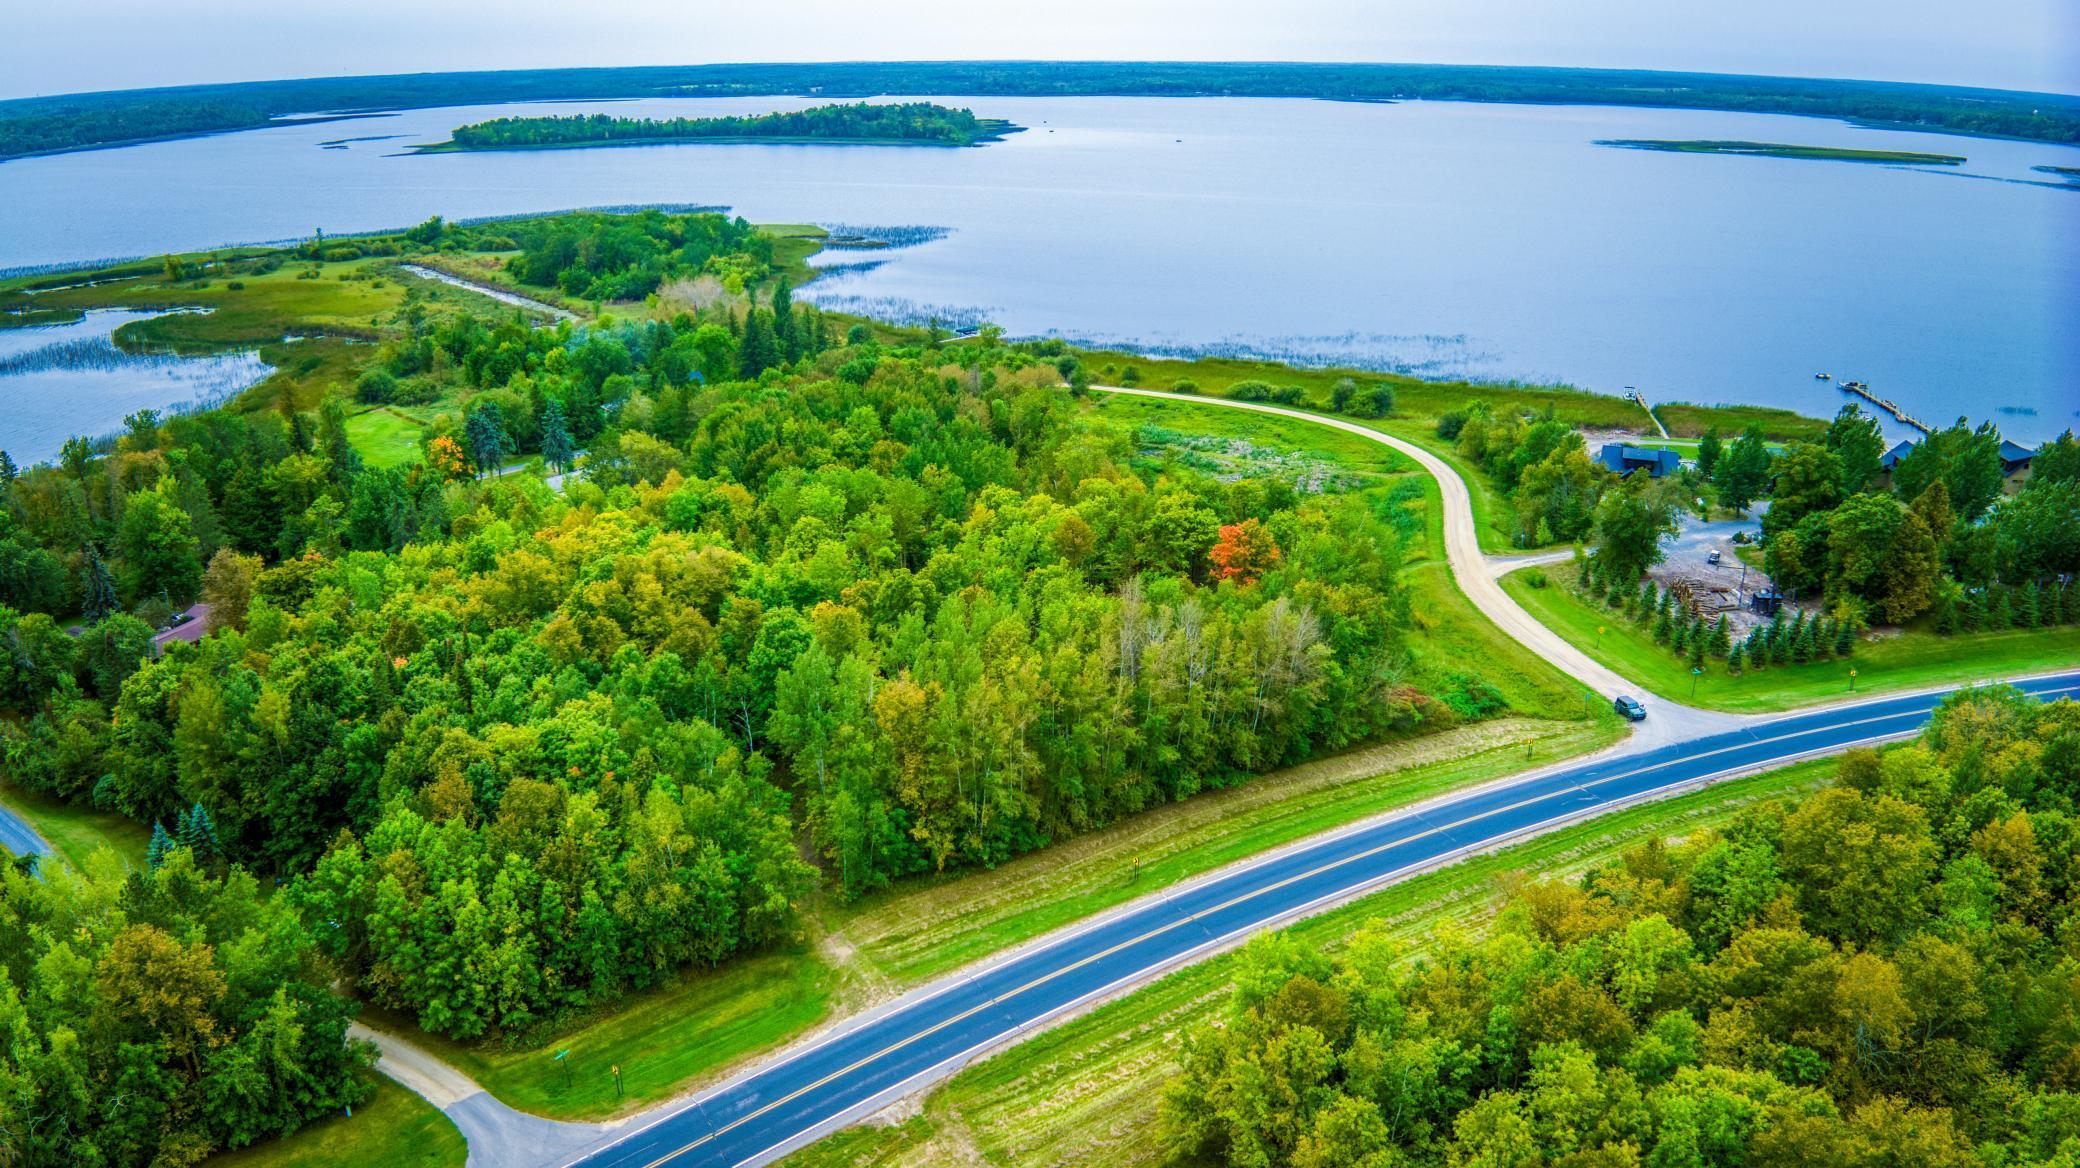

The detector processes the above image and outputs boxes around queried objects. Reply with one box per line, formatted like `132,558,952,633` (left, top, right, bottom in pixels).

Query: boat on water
1814,372,1831,380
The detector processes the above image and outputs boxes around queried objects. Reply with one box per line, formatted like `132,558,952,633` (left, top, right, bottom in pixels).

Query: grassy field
1075,350,1827,442
0,781,151,872
208,1080,463,1168
347,405,433,468
784,758,1835,1168
1503,562,2080,712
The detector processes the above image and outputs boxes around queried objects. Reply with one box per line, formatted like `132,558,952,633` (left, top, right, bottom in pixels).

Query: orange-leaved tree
1208,518,1281,585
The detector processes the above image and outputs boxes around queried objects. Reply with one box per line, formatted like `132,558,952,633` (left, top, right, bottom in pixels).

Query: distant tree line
441,102,1011,152
5,63,2076,162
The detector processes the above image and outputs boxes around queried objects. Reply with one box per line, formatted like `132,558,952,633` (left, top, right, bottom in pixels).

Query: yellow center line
629,700,1957,1168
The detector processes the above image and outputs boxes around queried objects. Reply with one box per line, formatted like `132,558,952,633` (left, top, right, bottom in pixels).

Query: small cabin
1999,440,2035,477
1598,444,1681,478
1879,440,1917,472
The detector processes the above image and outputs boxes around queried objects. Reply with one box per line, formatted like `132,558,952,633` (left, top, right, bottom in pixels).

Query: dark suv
1613,695,1647,721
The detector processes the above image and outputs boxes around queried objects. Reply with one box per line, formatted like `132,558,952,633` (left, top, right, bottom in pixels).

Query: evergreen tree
1793,618,1817,663
178,802,219,863
1687,629,1707,669
0,449,17,489
771,279,797,361
540,396,576,473
1988,585,2014,631
1653,605,1673,645
464,403,510,476
1834,619,1855,656
2018,580,2041,628
1771,616,1793,666
145,821,174,868
1962,590,1985,632
739,308,780,377
1708,615,1731,658
1696,427,1723,479
81,546,119,624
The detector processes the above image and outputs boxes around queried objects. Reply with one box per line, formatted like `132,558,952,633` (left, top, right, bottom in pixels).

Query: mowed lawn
346,405,431,468
209,1080,463,1168
1503,562,2080,712
0,781,150,872
784,758,1836,1168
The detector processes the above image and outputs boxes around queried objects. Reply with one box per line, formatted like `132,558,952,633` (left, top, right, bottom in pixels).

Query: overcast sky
6,0,2075,100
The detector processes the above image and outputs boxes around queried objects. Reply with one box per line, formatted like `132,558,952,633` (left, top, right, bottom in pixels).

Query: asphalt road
561,670,2080,1168
0,796,53,867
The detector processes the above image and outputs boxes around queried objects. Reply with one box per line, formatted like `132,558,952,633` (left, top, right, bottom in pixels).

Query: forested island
1599,138,1968,164
5,62,2079,162
417,102,1017,153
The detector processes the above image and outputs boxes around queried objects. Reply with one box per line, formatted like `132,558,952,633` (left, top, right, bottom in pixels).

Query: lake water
0,309,272,463
1,95,2074,444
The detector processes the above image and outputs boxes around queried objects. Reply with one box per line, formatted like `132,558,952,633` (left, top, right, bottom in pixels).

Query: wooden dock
1838,380,1932,435
1625,388,1670,438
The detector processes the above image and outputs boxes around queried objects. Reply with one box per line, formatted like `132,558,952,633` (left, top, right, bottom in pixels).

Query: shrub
1437,408,1471,439
1227,380,1276,402
1169,378,1199,394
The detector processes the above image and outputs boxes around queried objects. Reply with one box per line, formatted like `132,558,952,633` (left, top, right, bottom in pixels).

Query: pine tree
1834,619,1855,657
1709,615,1732,658
178,802,219,863
1670,615,1689,654
0,449,17,489
1688,630,1707,670
772,279,798,362
1634,580,1656,620
1793,619,1817,663
465,403,510,476
1988,586,2014,631
1653,605,1674,645
1771,618,1793,666
82,547,120,624
2018,580,2041,628
1962,591,1985,632
145,822,174,868
739,309,780,378
540,396,576,473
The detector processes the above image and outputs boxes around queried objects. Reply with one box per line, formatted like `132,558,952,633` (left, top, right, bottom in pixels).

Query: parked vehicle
1707,549,1722,565
1613,695,1647,721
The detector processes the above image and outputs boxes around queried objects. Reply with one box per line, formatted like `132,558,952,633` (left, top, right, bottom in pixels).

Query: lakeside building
1597,444,1681,478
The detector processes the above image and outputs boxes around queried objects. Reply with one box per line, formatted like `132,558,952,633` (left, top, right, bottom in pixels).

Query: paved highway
0,796,53,868
560,670,2080,1168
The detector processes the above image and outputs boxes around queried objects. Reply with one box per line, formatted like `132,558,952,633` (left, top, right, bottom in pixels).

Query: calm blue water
0,95,2074,445
0,309,271,463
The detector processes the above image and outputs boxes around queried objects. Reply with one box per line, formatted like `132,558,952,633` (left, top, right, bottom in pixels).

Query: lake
1,95,2074,445
0,309,271,463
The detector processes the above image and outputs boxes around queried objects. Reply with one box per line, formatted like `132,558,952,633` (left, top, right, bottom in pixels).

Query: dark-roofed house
1597,444,1681,478
149,604,212,658
1999,440,2035,477
1880,440,1917,472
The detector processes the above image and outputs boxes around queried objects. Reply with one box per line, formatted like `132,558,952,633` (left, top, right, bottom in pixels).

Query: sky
5,0,2076,100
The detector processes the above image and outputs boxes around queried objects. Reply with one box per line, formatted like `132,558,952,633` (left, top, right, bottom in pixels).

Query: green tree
465,402,510,475
1591,479,1678,582
1715,427,1774,513
116,479,203,606
1824,403,1887,494
540,395,577,472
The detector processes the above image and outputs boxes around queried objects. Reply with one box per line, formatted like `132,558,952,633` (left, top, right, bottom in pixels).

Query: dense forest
432,102,1015,152
1162,685,2080,1167
5,62,2077,161
0,212,1472,1067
